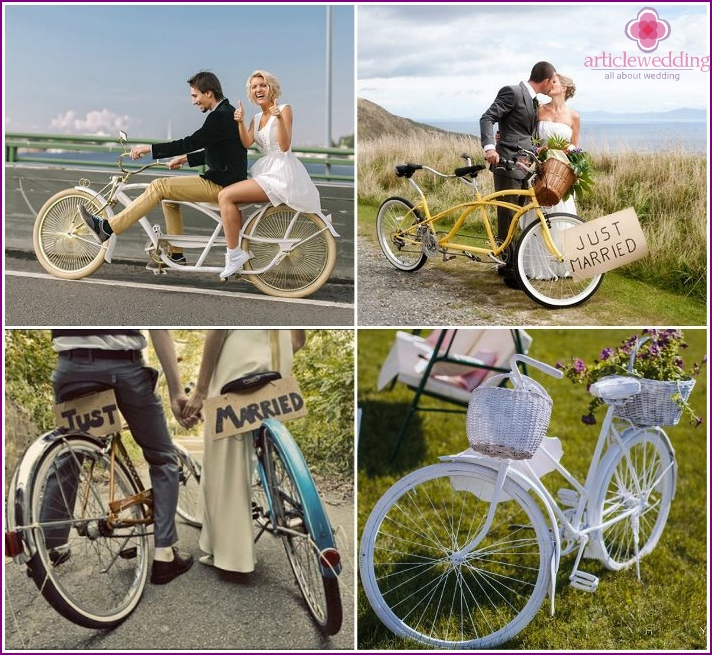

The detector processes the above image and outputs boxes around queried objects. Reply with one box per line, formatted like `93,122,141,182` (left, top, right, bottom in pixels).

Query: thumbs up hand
269,100,282,119
234,100,244,122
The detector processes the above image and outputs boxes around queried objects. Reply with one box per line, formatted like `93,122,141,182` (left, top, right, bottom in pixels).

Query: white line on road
5,270,354,309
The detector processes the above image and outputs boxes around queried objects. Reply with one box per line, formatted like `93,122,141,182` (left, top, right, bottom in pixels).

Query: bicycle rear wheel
27,435,149,629
256,421,342,635
175,444,202,528
589,427,676,570
33,189,108,279
376,197,428,271
241,205,337,298
359,462,553,649
515,212,603,308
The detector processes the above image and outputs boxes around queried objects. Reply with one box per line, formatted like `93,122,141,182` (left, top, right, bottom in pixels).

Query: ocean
427,120,708,154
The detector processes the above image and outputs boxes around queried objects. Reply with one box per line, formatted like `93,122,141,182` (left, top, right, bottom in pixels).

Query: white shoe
219,248,250,279
199,554,214,567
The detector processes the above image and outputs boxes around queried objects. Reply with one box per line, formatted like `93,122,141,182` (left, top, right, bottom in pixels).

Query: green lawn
357,328,708,650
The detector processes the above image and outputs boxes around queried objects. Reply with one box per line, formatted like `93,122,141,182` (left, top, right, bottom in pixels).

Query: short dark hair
529,61,556,83
187,71,224,100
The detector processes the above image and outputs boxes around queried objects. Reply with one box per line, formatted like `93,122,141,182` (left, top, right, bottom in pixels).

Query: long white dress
536,120,577,214
250,105,322,213
199,329,294,572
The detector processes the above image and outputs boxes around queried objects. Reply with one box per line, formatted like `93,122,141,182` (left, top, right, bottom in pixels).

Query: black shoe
49,547,71,567
502,270,521,289
150,548,194,584
146,253,187,271
78,205,112,243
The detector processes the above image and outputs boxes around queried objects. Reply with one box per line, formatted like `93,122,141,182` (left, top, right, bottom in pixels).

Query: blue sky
3,3,354,146
358,3,710,121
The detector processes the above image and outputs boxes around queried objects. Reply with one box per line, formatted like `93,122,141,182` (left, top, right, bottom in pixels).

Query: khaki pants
109,175,222,243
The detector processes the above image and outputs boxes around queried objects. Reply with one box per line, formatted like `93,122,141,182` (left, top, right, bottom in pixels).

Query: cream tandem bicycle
359,350,679,649
32,133,338,299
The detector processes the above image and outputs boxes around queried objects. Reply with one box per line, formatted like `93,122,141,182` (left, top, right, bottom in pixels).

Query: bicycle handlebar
510,354,564,381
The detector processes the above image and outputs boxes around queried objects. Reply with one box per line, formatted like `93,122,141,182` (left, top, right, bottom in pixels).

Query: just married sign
204,378,308,440
559,207,649,279
54,388,122,437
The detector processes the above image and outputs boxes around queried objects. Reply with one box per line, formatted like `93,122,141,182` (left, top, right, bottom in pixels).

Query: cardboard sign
204,377,308,440
54,388,122,436
560,207,649,279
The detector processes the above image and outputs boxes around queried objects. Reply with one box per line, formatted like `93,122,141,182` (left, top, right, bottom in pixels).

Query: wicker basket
614,377,696,427
533,157,576,206
466,377,552,459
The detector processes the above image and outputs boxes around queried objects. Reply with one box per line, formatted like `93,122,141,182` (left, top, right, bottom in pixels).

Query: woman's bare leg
218,179,270,249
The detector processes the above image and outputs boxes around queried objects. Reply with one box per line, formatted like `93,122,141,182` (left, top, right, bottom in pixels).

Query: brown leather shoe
150,548,194,584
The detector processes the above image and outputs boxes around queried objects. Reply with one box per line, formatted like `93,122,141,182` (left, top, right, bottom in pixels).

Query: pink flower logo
625,7,671,53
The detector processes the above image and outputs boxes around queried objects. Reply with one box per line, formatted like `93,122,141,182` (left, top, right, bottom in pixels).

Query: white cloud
49,109,131,136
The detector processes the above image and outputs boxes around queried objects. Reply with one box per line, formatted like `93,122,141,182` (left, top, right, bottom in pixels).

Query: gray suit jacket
480,82,538,180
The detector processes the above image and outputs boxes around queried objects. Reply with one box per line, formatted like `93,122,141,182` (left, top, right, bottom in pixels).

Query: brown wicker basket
533,157,576,206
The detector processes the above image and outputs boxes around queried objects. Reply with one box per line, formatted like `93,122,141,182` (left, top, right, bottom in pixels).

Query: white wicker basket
466,376,552,460
615,377,696,427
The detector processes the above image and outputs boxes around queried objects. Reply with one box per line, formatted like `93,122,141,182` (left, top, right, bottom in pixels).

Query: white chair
377,329,533,462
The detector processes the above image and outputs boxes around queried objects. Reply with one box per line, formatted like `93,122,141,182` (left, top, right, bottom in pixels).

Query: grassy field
357,328,708,650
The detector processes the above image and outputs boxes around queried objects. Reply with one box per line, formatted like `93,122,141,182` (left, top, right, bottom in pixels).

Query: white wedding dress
519,120,578,279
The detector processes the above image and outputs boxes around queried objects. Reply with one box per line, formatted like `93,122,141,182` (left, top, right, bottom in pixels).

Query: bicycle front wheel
359,462,553,649
515,212,603,308
27,435,149,629
256,422,342,635
376,197,428,271
589,427,676,570
175,444,202,528
242,205,337,298
33,189,108,279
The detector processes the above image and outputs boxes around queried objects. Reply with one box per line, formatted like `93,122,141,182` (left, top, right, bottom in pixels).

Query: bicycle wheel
241,205,337,298
359,462,553,649
175,444,202,528
376,196,428,271
589,427,676,570
515,212,603,308
27,434,149,629
256,422,342,635
33,189,108,279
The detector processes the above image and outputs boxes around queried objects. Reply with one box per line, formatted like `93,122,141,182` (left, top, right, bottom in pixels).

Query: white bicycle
32,132,339,299
360,351,678,649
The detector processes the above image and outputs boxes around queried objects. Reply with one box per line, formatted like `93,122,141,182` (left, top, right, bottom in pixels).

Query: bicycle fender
5,429,103,562
260,418,342,577
72,186,118,262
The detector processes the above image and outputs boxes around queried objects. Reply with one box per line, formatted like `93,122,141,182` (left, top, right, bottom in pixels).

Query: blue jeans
45,355,179,548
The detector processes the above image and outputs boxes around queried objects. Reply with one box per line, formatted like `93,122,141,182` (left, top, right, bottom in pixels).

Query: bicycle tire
376,196,428,271
256,420,343,635
359,461,553,649
589,427,676,570
175,444,202,528
515,212,604,308
27,434,149,629
33,189,108,279
241,205,337,298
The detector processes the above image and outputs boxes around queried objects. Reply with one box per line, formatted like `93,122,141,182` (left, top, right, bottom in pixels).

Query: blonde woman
217,70,321,279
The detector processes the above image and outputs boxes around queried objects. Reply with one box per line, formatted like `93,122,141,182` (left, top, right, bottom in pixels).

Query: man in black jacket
80,71,247,265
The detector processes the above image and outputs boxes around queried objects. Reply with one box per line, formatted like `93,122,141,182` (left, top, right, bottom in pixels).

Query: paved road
4,164,354,326
3,445,355,651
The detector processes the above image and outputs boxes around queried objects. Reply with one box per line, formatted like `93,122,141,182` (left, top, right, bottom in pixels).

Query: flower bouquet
531,134,594,205
557,329,706,427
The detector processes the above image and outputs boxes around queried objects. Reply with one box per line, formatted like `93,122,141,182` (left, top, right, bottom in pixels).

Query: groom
480,61,557,288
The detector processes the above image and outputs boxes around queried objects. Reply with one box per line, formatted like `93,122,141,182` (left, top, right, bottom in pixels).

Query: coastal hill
358,98,468,141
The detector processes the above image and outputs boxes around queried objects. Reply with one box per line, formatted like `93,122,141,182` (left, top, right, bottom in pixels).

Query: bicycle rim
359,462,552,649
175,445,202,528
242,205,336,298
259,429,343,635
376,197,428,271
515,213,603,308
590,427,676,570
28,437,149,628
33,189,107,279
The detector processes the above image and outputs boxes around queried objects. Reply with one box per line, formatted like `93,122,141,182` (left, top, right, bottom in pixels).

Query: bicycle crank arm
107,488,154,527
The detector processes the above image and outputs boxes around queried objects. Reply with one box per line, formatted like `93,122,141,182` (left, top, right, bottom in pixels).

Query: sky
3,3,354,146
357,3,710,122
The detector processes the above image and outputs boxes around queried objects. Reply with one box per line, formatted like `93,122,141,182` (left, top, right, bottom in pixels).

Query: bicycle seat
56,381,114,403
395,164,422,178
589,375,641,402
220,371,281,395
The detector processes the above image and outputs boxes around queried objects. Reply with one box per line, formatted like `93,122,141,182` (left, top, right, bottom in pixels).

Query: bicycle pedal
119,547,138,560
569,570,599,592
557,488,579,507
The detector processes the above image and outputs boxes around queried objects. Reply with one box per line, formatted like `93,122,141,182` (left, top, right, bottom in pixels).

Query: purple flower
599,347,613,360
573,358,586,373
582,413,596,425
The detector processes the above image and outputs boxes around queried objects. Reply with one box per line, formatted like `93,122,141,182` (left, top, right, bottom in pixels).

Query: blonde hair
557,74,576,100
246,70,281,105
